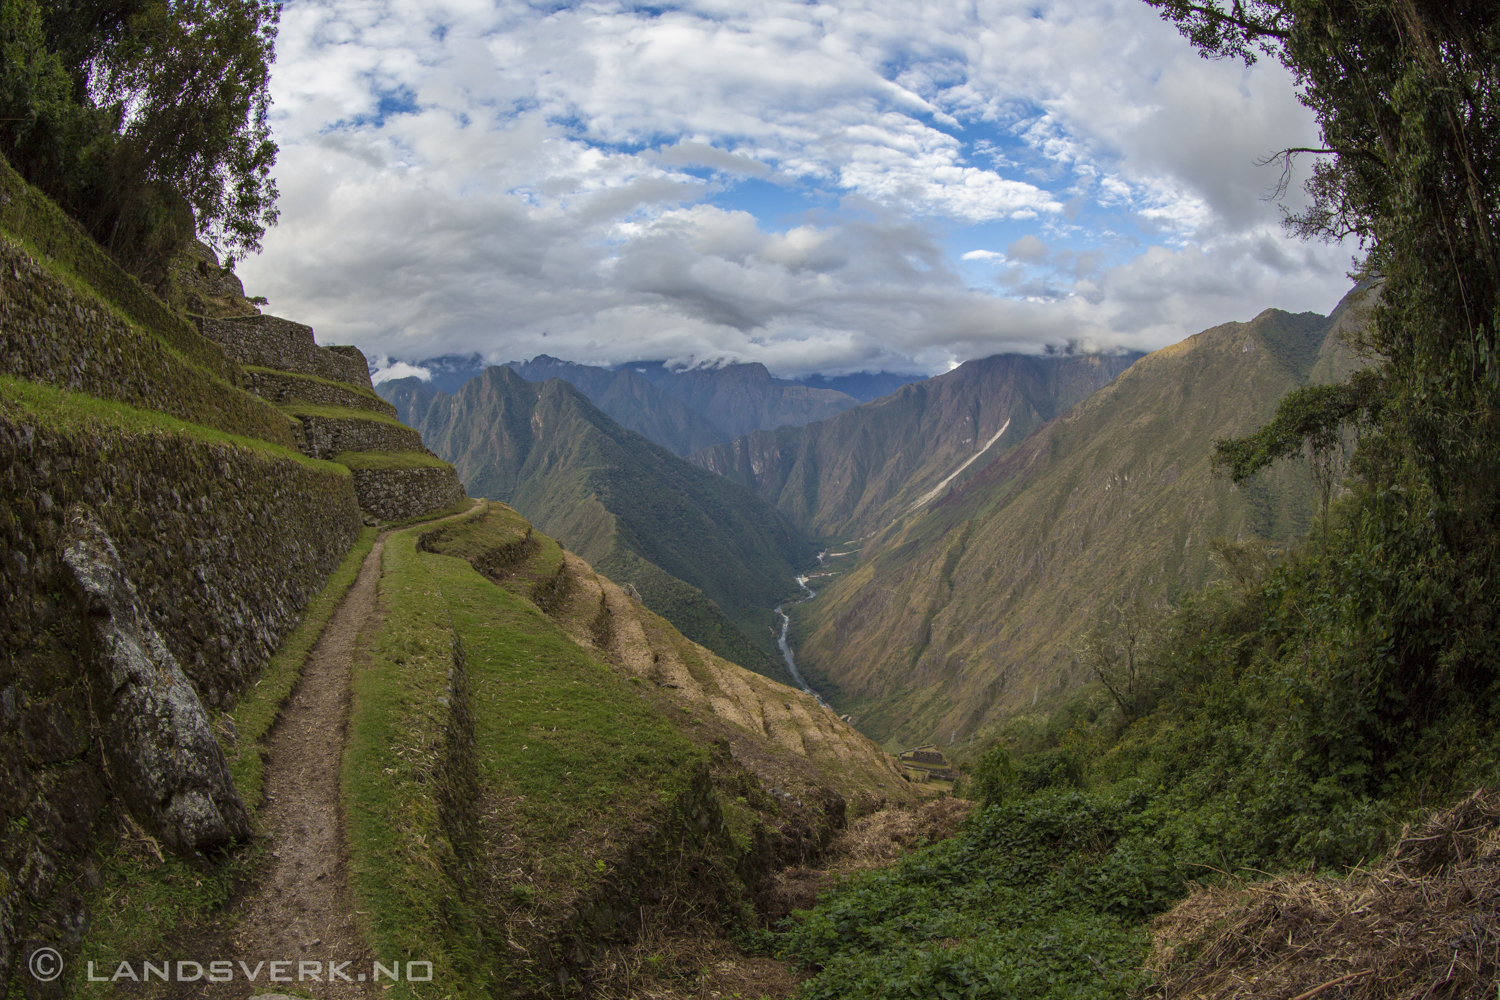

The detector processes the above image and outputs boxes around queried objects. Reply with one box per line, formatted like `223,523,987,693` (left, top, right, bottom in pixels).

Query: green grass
279,402,407,427
343,524,709,997
69,845,263,998
335,449,450,471
0,374,347,477
229,526,378,811
243,365,391,405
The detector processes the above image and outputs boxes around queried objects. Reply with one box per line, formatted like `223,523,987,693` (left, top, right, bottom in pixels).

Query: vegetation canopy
0,0,279,278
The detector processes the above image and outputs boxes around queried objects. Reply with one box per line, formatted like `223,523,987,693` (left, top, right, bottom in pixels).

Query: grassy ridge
0,153,235,382
345,521,716,996
0,374,345,476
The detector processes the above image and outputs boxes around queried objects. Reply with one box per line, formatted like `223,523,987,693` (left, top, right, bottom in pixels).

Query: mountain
787,293,1370,749
507,354,728,455
623,359,863,437
691,351,1143,539
379,366,816,674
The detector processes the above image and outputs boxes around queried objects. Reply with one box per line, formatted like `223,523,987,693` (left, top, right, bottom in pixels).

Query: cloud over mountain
240,0,1355,376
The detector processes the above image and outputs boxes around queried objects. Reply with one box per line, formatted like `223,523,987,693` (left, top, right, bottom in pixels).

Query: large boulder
59,508,251,854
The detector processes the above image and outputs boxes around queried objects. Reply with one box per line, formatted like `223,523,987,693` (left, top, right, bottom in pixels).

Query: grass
69,839,263,998
279,402,408,427
335,449,451,471
228,526,378,811
343,521,712,997
0,374,347,477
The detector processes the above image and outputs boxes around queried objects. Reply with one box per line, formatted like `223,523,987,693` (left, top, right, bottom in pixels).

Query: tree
0,0,279,276
1073,597,1167,722
1153,0,1500,742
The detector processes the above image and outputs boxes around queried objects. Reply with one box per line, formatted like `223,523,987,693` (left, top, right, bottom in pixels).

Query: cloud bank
237,0,1356,376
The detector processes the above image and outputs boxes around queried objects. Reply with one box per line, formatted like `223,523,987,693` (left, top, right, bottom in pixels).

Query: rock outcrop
60,509,251,853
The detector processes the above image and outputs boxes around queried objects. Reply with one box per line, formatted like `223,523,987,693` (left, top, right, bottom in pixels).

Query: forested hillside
792,297,1363,747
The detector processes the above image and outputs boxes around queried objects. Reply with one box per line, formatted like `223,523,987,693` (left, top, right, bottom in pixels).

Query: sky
235,0,1359,380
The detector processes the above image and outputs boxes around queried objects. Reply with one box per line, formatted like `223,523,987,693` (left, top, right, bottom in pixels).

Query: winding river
775,553,830,708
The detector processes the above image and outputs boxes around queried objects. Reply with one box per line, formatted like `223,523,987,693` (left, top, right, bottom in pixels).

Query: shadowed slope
381,367,815,676
508,355,730,456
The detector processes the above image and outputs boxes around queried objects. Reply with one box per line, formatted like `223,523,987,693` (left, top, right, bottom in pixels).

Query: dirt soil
183,536,389,998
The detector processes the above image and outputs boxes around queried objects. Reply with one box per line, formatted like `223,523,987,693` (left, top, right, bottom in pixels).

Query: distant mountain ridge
691,351,1143,539
508,355,726,456
618,360,861,438
789,292,1370,749
378,367,815,675
376,354,920,455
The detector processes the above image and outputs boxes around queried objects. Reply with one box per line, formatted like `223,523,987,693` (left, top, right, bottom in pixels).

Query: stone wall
198,316,373,390
297,414,426,460
349,465,467,521
0,412,361,997
242,369,397,417
0,238,296,449
0,157,235,386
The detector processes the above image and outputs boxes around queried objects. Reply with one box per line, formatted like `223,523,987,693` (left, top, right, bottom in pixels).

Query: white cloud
238,0,1356,376
370,359,433,384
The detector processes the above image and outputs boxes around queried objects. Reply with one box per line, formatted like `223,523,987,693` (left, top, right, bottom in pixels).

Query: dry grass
584,914,805,1000
1150,787,1500,999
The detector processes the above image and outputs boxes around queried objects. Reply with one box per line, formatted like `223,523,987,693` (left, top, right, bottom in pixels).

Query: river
775,552,830,707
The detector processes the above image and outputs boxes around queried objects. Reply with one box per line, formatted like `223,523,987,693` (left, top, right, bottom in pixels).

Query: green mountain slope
509,354,730,456
381,366,816,674
629,360,863,438
791,293,1370,748
691,352,1142,539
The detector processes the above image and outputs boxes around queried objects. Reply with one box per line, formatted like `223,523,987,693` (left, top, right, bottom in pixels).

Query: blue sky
237,0,1355,378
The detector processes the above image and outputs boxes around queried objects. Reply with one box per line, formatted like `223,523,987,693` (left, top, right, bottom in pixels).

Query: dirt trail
212,534,387,998
180,503,480,998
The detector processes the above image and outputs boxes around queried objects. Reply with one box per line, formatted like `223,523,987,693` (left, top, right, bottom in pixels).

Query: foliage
1146,0,1500,790
0,0,278,277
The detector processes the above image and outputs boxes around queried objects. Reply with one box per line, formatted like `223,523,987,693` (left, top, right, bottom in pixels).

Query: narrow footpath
217,535,386,998
182,502,480,999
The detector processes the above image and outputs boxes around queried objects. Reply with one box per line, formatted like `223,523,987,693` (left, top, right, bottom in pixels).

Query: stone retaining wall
243,369,397,417
0,238,296,448
0,414,361,996
350,465,468,521
199,315,373,391
298,415,426,459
